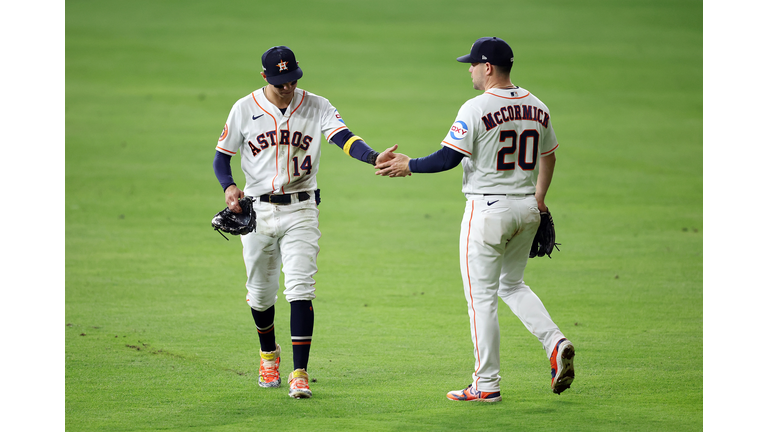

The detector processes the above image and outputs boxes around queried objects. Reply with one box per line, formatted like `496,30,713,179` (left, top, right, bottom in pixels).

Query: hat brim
456,54,477,63
266,67,303,85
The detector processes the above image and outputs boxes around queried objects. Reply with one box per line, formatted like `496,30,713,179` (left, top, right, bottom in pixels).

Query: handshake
374,144,412,177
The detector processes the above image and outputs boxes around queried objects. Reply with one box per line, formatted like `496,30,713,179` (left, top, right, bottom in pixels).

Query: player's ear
260,72,268,82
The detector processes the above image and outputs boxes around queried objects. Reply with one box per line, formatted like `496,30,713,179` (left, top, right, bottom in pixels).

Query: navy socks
251,306,276,352
290,300,314,371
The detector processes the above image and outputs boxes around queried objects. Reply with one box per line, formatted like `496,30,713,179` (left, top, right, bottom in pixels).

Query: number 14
292,155,312,176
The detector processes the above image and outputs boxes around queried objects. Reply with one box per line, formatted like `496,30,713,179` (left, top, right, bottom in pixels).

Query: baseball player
213,45,396,399
375,37,575,402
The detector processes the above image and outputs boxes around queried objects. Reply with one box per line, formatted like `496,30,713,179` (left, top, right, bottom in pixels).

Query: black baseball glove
529,210,561,258
212,197,256,240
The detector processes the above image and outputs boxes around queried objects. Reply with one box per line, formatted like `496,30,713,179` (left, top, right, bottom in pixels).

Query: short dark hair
494,63,512,76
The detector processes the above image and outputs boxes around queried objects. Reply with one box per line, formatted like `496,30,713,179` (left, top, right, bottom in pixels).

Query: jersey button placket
279,144,288,187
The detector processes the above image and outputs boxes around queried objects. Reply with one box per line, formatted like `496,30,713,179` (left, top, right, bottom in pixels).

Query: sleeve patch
219,123,228,141
450,121,469,140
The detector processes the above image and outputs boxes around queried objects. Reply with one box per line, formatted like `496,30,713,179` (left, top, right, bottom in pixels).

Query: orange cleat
447,385,501,402
258,344,281,388
288,368,312,399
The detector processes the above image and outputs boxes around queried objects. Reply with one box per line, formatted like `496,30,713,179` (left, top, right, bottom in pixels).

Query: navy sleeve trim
409,146,465,173
330,130,379,165
213,151,236,191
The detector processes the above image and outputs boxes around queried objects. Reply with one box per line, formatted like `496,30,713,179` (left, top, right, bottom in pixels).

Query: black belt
259,192,311,205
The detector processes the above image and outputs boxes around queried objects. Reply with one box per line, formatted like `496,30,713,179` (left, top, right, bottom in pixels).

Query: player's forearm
536,153,556,205
213,151,236,191
408,146,465,173
330,130,379,165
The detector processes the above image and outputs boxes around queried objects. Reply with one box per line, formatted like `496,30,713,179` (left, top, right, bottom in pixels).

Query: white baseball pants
241,197,320,311
460,194,565,392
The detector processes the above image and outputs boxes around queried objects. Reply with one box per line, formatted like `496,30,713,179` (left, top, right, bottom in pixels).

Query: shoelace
260,358,280,381
291,375,310,389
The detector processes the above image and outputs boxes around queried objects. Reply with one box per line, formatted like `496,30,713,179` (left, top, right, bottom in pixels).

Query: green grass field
60,0,704,430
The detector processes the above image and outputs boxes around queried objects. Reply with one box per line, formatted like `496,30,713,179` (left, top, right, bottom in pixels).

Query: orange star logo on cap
277,60,288,72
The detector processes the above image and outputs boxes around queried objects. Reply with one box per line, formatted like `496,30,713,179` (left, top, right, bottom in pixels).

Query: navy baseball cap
261,46,303,85
457,37,514,67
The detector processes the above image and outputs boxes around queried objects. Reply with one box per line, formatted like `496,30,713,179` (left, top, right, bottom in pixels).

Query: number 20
496,129,539,171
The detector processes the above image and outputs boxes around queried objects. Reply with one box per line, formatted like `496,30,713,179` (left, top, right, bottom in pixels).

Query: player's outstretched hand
375,144,398,166
375,153,412,177
225,184,246,213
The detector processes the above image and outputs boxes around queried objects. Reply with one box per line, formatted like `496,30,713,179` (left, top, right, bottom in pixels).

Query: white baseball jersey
440,87,558,195
216,87,349,197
